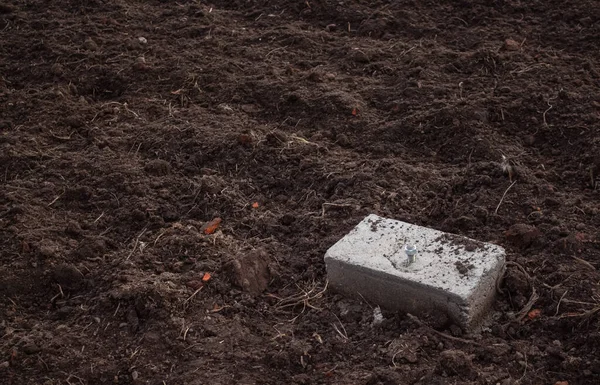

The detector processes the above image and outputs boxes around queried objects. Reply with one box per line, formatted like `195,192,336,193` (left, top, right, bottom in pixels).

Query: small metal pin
405,244,417,265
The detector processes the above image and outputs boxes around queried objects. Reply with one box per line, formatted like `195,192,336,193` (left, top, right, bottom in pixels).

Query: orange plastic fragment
351,107,358,116
252,202,259,208
203,217,222,234
202,272,211,282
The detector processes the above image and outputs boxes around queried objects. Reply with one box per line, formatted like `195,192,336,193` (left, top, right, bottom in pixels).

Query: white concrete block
325,214,505,329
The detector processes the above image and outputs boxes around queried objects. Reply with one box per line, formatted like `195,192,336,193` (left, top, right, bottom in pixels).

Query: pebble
503,38,520,51
138,37,147,44
83,37,98,51
133,56,148,71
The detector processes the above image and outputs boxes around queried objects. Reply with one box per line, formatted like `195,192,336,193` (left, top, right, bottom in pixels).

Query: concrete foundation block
325,214,505,329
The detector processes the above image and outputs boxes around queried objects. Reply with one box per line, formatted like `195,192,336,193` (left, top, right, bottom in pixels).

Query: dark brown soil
1,1,600,384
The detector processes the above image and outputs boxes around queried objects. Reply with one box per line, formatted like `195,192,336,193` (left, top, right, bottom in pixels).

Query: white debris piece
371,306,384,326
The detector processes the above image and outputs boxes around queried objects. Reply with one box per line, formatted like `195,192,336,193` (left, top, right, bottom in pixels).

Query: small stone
50,63,64,76
131,371,139,380
133,56,148,71
503,38,520,51
371,306,384,326
138,37,147,44
65,221,82,236
83,37,98,51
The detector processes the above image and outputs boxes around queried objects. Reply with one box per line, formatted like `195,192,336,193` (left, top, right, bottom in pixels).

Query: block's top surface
325,214,505,300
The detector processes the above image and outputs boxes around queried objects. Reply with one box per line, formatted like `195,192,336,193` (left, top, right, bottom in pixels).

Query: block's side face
325,257,470,326
463,251,506,328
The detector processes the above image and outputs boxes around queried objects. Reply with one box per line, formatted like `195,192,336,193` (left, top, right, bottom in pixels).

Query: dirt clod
504,267,532,308
437,349,476,378
227,249,271,295
503,38,521,51
504,224,541,248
